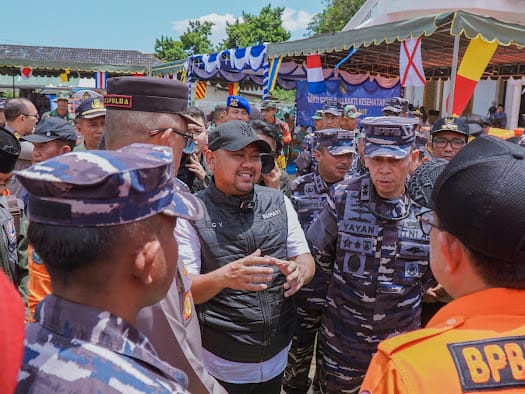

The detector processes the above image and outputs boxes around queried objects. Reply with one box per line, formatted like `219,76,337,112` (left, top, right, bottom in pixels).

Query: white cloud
172,13,238,46
282,8,314,33
172,8,314,46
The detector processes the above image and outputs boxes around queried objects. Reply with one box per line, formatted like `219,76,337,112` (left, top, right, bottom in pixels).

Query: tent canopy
268,10,525,79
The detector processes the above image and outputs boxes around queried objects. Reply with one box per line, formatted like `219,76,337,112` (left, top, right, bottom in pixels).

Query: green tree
154,35,185,62
307,0,366,35
180,20,215,55
221,5,291,49
154,20,215,61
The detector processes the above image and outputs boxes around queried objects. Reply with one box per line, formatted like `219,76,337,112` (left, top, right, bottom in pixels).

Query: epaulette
378,316,464,356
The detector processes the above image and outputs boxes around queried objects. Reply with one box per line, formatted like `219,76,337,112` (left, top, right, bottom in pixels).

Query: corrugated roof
0,44,162,76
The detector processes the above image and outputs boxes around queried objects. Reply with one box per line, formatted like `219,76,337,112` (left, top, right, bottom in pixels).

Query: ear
60,145,72,154
157,129,173,148
132,240,161,285
437,231,464,274
313,149,321,161
205,150,216,171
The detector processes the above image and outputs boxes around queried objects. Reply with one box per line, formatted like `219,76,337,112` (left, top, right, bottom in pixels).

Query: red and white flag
306,54,326,94
399,37,426,87
94,71,107,89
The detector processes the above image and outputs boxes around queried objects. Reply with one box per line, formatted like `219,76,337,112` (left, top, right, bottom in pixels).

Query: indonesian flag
399,37,426,87
94,71,107,89
306,54,326,94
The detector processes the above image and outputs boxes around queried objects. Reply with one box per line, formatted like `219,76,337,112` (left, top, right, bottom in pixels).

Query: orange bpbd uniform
27,244,52,322
360,288,525,394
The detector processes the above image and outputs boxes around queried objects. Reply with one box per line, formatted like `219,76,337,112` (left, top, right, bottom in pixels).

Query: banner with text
296,79,401,126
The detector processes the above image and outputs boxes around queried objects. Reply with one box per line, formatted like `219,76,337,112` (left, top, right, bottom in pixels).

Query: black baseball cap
432,134,525,263
208,120,271,153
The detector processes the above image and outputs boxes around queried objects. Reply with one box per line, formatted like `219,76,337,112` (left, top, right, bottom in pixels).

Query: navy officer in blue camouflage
307,116,434,393
284,129,355,393
15,143,204,393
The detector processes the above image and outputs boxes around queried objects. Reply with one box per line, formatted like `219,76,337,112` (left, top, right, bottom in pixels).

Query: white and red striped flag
399,37,426,87
94,71,107,89
306,54,326,94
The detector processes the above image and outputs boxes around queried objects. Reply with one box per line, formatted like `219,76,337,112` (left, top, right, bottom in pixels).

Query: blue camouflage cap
316,128,356,155
21,117,78,143
363,116,418,159
15,143,204,227
226,95,251,115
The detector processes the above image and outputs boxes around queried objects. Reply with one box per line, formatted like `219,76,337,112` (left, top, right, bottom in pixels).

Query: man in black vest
184,120,315,393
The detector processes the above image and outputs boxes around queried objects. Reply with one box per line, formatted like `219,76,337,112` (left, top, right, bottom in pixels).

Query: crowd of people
0,83,524,394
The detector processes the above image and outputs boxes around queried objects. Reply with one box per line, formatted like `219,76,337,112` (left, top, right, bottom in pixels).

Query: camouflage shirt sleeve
306,196,338,274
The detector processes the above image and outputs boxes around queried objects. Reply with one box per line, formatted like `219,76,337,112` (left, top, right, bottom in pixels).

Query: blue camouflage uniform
14,143,205,394
284,130,355,393
307,117,433,393
17,295,189,394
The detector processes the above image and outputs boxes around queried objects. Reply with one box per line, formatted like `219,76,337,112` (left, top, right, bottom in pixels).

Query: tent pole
12,74,15,97
448,35,460,115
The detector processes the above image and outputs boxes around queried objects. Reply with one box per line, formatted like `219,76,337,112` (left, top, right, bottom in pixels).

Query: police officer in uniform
284,129,355,393
429,116,469,161
307,116,434,393
361,135,525,393
16,144,203,393
103,76,226,394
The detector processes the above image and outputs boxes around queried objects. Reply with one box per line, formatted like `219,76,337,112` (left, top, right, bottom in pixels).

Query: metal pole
448,35,460,116
12,74,15,97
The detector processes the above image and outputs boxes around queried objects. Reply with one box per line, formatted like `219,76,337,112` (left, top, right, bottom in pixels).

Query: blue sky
2,1,324,53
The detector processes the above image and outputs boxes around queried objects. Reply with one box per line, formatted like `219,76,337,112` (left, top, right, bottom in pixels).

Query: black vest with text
194,182,295,363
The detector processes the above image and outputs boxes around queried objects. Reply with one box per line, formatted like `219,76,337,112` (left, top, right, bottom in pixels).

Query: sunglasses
149,127,196,154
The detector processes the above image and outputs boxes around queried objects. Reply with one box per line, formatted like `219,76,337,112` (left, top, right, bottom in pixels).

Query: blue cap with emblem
15,143,204,227
363,116,418,159
75,98,106,119
431,116,469,136
316,129,356,155
21,117,78,144
226,95,251,115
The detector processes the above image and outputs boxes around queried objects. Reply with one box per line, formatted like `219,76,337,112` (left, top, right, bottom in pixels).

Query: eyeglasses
416,210,441,236
432,137,466,149
149,127,195,154
22,113,39,120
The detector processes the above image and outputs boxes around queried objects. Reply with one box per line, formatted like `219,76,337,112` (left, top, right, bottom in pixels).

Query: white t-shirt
174,195,311,383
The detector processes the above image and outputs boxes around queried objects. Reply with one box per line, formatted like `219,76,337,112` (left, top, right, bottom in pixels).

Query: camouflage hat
104,77,198,125
208,120,271,153
322,100,342,116
431,116,469,136
226,95,251,115
15,143,204,227
363,116,418,159
75,98,106,119
343,104,362,119
261,100,277,110
316,129,356,155
312,110,323,120
0,129,21,173
21,117,78,143
53,91,70,102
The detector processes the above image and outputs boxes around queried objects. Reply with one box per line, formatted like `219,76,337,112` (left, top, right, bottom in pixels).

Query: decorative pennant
20,66,33,79
400,37,426,87
94,71,107,89
195,80,207,100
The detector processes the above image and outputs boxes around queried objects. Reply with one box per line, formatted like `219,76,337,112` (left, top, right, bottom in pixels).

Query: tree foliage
221,5,291,49
307,0,367,35
154,35,185,62
180,20,215,55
